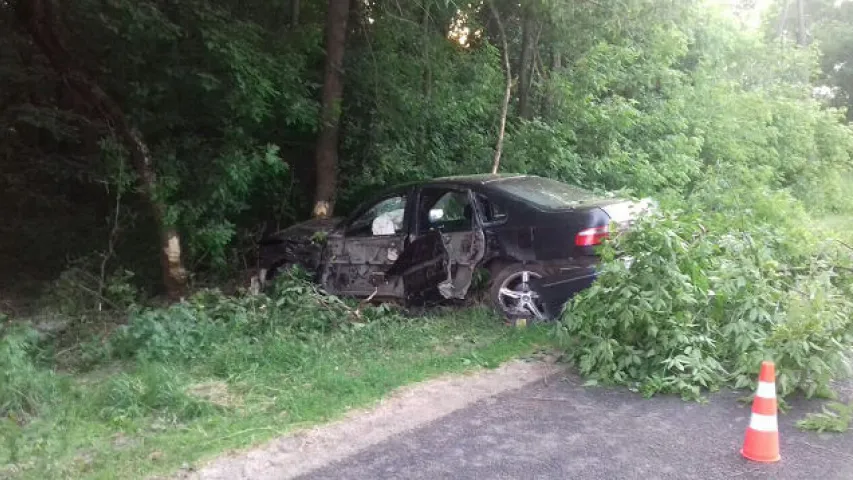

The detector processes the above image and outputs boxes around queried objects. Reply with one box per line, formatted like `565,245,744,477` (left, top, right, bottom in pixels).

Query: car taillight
575,225,609,247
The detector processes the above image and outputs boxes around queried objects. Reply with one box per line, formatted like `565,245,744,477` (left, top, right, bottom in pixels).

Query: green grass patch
1,306,552,479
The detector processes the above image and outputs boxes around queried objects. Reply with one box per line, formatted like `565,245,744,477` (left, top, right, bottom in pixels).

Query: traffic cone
741,361,781,463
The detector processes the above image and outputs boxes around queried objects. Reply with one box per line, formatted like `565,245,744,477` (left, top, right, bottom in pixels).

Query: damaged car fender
258,217,342,282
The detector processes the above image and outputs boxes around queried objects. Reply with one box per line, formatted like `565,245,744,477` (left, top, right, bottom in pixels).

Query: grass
0,307,554,479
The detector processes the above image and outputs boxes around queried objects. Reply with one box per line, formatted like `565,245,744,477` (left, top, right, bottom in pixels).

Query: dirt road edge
183,359,562,480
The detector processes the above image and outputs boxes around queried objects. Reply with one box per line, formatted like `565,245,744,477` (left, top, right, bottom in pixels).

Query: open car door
320,192,412,298
389,187,486,302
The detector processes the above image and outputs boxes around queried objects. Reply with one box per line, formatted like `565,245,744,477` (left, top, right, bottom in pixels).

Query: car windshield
492,176,598,210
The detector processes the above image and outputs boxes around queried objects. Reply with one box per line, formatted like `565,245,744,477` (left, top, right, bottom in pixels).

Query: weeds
798,402,853,433
93,365,221,424
0,325,72,418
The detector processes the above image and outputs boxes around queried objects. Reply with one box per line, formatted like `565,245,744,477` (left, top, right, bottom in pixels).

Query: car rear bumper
531,265,598,319
530,255,632,319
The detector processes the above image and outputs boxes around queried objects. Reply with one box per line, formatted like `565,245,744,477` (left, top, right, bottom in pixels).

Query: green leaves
103,268,406,364
559,207,853,401
798,402,853,433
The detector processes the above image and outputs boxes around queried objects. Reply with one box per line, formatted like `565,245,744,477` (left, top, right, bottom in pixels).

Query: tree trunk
17,0,188,299
796,0,807,46
291,0,300,26
312,0,351,218
419,0,432,160
776,0,790,41
489,2,511,175
518,8,535,119
543,48,561,119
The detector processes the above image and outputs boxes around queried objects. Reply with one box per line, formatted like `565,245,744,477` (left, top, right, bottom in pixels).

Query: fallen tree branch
353,287,380,319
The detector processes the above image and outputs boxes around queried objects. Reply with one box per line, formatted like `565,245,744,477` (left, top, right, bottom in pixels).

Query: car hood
261,217,343,243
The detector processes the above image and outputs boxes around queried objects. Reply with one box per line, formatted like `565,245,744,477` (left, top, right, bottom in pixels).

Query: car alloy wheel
496,269,547,321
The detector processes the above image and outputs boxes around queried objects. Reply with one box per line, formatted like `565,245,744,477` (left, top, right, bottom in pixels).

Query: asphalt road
300,373,853,480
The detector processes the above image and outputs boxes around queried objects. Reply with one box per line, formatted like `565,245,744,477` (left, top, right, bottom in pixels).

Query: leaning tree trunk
312,0,351,218
489,1,512,175
17,0,188,299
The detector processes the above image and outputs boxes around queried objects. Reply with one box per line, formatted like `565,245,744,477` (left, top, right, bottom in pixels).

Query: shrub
44,256,140,316
559,209,853,400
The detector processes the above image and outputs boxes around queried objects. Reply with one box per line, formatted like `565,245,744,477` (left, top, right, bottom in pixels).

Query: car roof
348,174,609,219
389,174,532,192
428,173,530,186
376,174,529,195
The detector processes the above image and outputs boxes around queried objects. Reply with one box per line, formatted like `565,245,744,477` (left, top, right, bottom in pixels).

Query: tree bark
312,0,351,218
489,1,511,175
291,0,300,26
518,8,536,119
543,48,561,119
16,0,188,299
776,0,791,41
419,0,432,160
796,0,807,46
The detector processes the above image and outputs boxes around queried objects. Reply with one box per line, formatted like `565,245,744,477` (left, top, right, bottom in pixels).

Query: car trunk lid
598,198,656,231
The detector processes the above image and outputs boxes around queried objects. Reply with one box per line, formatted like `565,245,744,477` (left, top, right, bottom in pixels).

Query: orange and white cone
741,361,781,463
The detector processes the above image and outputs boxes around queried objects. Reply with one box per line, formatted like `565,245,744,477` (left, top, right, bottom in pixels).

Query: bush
559,208,853,400
44,256,140,316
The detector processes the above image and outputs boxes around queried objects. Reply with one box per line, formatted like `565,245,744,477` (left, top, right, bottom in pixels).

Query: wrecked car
257,174,653,320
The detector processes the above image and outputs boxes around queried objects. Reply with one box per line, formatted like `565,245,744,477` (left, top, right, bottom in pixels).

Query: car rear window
492,177,598,209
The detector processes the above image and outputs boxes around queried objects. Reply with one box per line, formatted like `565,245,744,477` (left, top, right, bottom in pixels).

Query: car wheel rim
497,270,546,320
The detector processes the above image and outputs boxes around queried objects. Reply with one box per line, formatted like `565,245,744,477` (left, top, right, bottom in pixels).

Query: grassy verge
1,307,552,480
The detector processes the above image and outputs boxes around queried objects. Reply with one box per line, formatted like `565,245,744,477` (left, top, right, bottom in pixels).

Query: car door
392,186,486,301
320,191,412,298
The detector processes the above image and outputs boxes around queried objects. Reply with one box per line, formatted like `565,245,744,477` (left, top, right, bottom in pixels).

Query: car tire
489,263,555,322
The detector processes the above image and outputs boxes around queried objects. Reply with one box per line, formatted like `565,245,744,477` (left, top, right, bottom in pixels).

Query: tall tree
292,0,301,26
312,0,351,218
796,0,807,45
14,0,188,299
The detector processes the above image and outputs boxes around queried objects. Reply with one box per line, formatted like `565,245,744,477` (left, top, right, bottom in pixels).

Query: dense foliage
559,208,853,400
